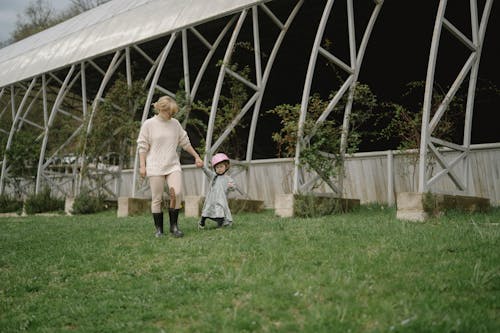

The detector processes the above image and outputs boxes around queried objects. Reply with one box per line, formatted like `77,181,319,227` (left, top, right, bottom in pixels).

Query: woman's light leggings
149,170,183,213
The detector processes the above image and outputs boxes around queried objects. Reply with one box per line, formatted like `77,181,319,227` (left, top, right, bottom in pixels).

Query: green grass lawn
1,206,499,332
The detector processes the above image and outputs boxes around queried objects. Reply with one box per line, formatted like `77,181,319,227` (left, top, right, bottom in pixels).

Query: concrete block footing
65,197,74,215
396,192,491,222
274,193,360,218
184,195,204,217
275,194,295,217
117,197,151,217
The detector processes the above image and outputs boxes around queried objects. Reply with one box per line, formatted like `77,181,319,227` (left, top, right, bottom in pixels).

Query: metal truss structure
293,0,383,195
0,0,494,200
418,0,494,194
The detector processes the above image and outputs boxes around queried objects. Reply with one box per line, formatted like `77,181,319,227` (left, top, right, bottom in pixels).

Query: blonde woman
137,96,203,237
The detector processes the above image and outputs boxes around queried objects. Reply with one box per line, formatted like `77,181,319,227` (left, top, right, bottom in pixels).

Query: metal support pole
294,0,335,194
295,0,382,195
338,0,383,197
419,0,492,194
205,10,248,161
462,0,493,192
418,0,447,193
387,150,394,206
182,29,191,102
36,66,75,193
77,51,123,194
246,0,304,163
190,17,237,103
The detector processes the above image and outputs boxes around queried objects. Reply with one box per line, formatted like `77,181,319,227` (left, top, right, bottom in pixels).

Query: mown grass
1,206,499,332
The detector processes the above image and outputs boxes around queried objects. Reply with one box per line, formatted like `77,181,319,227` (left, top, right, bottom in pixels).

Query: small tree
71,187,106,214
85,76,145,163
377,81,465,190
5,130,41,197
0,194,23,213
268,84,377,192
268,95,341,192
10,0,56,42
24,187,64,214
175,63,252,160
378,81,464,151
78,75,146,196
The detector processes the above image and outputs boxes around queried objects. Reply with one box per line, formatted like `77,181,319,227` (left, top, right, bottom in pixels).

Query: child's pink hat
211,153,230,167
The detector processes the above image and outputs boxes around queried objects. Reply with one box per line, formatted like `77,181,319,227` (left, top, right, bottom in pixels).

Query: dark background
247,0,499,158
362,0,499,145
118,1,498,160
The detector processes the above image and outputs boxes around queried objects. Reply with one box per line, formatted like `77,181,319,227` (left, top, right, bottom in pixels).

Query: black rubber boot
198,216,207,230
168,208,184,238
152,212,164,237
213,217,224,228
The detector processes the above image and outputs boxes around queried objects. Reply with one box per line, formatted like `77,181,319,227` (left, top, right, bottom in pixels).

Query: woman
137,96,203,237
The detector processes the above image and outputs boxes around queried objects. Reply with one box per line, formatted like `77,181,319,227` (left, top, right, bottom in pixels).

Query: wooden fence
4,144,498,208
122,143,500,208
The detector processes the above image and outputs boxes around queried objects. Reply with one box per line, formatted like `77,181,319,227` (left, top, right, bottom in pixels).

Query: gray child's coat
201,165,235,223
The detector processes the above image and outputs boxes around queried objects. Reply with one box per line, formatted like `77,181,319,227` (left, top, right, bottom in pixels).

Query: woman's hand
139,166,146,178
195,157,203,168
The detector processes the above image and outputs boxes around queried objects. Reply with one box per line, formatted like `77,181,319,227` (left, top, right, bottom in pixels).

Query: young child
198,153,237,229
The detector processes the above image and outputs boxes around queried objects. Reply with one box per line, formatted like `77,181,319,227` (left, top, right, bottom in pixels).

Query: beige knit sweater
136,115,191,176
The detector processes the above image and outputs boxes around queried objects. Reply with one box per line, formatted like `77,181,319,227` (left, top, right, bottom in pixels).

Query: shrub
293,194,360,218
0,194,24,213
72,190,106,214
24,188,64,215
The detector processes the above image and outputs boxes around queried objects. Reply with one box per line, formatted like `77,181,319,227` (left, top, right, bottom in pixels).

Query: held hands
195,157,203,168
139,166,146,178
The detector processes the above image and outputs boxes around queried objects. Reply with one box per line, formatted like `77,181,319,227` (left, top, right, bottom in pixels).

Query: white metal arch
418,0,494,194
202,1,304,193
0,40,184,197
293,0,384,195
130,1,304,196
0,0,495,204
206,0,304,158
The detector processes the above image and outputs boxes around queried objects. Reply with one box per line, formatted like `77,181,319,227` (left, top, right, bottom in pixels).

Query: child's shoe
215,218,224,228
198,220,205,230
222,220,233,227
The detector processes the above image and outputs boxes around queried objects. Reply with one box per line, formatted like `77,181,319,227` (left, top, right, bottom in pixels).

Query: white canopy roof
0,0,268,88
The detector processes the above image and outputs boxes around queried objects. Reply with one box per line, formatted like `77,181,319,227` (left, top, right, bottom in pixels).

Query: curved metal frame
130,1,304,195
418,0,493,194
0,0,494,204
202,1,304,192
293,0,384,195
